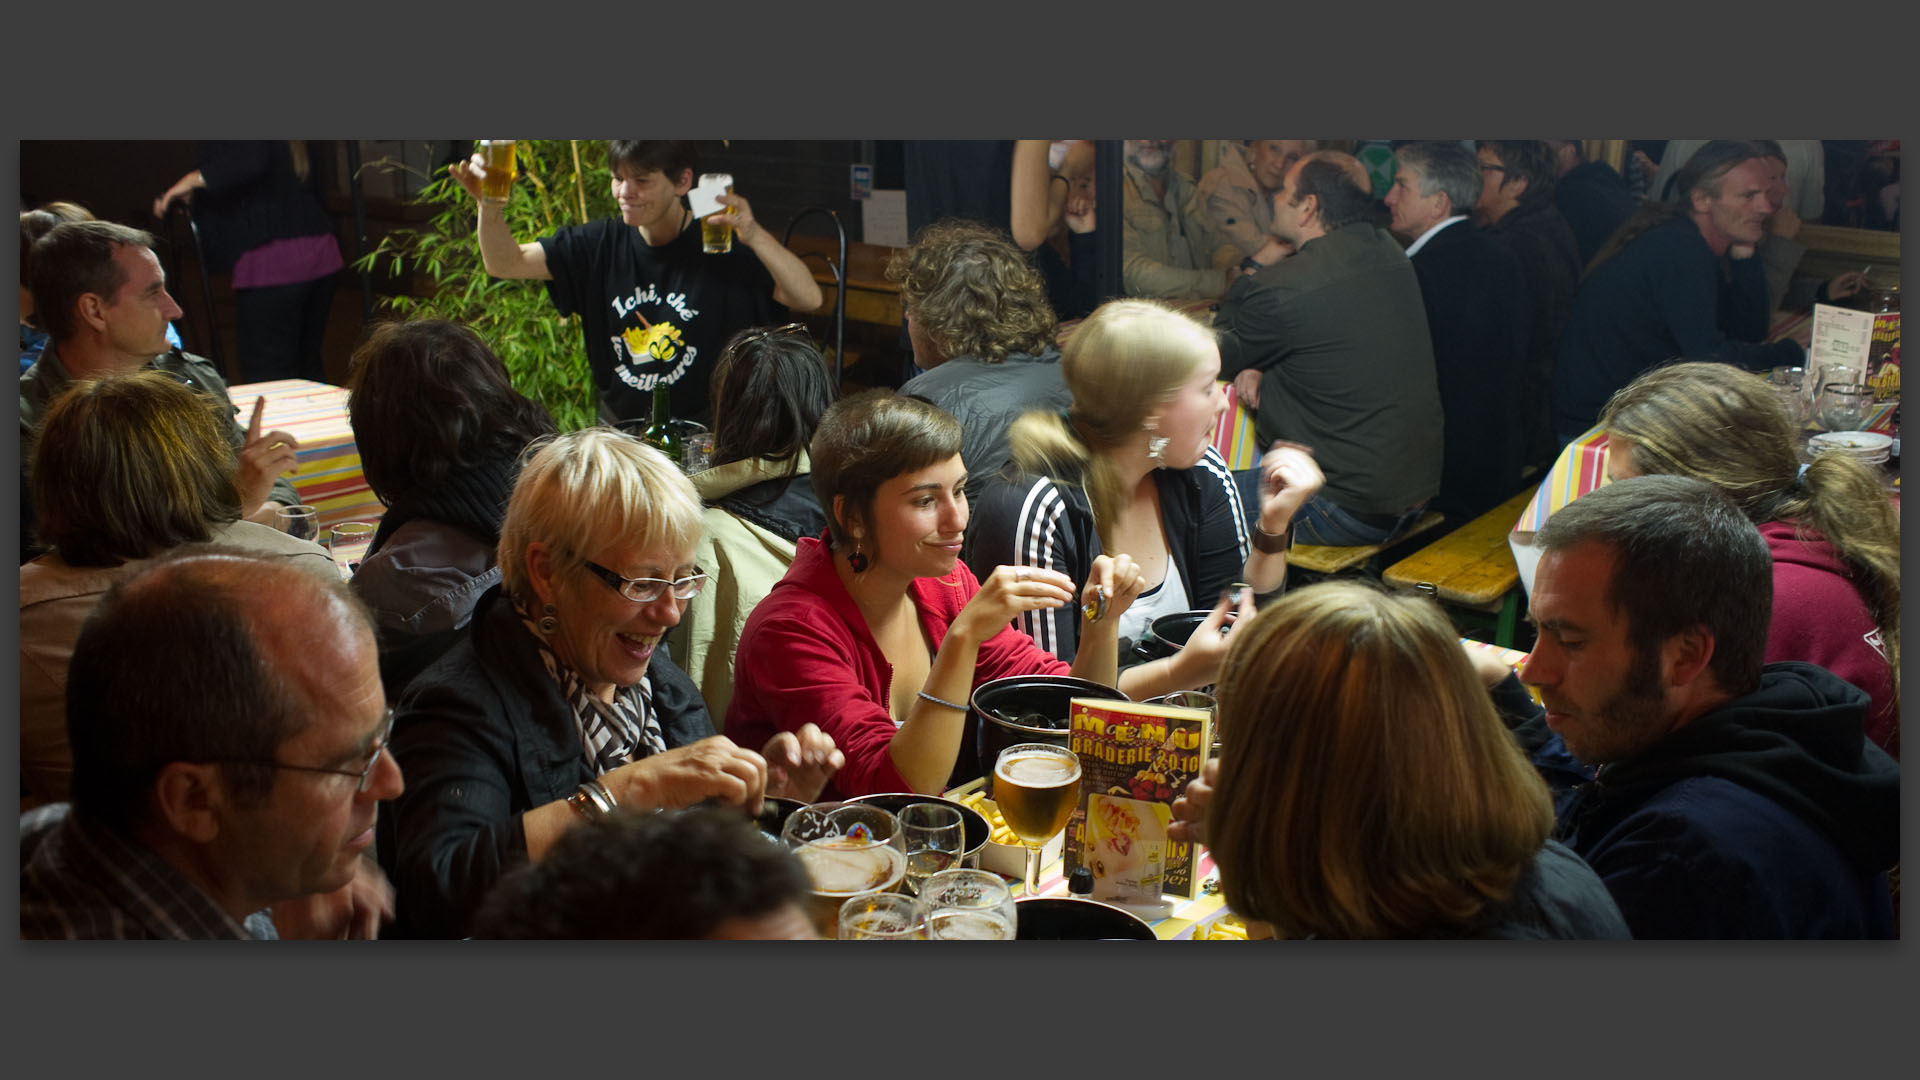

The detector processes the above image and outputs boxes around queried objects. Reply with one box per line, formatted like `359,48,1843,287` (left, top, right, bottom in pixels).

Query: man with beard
1120,140,1236,300
1475,476,1898,938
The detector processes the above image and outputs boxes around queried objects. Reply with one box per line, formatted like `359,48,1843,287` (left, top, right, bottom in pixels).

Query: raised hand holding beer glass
992,742,1083,897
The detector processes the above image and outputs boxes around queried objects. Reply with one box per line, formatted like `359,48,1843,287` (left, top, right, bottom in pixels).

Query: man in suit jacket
1386,142,1530,523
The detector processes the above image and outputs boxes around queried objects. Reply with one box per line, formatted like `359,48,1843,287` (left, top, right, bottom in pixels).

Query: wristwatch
1239,256,1262,275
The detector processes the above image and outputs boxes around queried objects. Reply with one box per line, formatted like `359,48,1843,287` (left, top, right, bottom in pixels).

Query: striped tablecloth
228,379,385,534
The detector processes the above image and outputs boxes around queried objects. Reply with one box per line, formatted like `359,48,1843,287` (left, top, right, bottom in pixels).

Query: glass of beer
783,802,907,937
917,868,1016,940
477,140,516,204
992,742,1084,898
700,172,734,254
898,803,966,897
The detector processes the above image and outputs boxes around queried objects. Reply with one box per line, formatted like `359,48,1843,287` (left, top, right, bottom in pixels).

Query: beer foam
796,839,903,895
996,751,1081,788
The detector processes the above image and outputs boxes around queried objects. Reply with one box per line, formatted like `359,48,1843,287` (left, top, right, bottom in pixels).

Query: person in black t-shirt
451,140,823,426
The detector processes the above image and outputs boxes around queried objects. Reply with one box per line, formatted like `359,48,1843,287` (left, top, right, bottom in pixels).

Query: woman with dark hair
1195,581,1629,939
1601,361,1900,756
728,391,1249,797
346,318,557,693
670,324,835,723
20,371,337,809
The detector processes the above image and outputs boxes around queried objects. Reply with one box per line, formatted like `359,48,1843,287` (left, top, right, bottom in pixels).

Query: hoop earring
1147,435,1169,464
847,546,870,573
538,602,559,636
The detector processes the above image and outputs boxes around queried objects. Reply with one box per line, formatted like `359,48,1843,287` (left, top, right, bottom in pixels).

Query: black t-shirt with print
540,217,783,425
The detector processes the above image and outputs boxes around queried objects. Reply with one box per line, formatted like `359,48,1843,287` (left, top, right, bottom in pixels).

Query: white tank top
1117,557,1191,651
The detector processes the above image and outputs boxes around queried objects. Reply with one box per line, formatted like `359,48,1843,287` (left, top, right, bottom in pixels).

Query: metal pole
1094,141,1124,304
344,140,374,329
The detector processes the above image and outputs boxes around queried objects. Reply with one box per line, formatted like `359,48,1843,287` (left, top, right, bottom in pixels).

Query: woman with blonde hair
20,371,337,808
1600,361,1900,756
968,298,1322,672
1201,581,1629,939
388,428,841,937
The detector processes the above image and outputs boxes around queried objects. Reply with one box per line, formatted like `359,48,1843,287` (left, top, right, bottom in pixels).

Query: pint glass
478,140,516,203
700,172,734,253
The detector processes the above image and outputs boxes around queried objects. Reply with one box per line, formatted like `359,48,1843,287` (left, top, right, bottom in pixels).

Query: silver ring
1016,567,1029,582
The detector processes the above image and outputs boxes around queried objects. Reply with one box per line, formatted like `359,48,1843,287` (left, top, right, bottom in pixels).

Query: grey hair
1395,141,1483,220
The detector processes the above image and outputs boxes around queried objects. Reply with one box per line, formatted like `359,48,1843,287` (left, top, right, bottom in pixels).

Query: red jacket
725,536,1071,796
1761,520,1898,756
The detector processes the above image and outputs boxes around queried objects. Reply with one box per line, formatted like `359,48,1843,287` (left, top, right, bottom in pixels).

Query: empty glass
1764,367,1808,427
1817,383,1874,432
916,868,1017,940
328,521,377,579
837,892,924,940
275,504,319,542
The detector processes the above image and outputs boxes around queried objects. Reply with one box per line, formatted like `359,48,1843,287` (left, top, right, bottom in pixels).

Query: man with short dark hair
1482,475,1898,938
1120,140,1236,300
454,140,823,426
1473,140,1583,473
471,805,817,939
1551,141,1804,442
1198,140,1318,270
1541,139,1639,268
20,549,403,939
1386,142,1529,522
1215,152,1442,547
20,221,302,560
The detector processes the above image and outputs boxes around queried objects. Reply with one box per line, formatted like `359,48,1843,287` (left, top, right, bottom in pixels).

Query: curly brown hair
886,219,1057,365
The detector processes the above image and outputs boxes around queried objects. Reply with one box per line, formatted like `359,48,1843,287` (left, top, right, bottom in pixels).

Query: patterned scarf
519,612,667,774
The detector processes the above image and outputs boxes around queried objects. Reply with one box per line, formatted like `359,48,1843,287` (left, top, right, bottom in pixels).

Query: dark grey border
7,7,1911,1075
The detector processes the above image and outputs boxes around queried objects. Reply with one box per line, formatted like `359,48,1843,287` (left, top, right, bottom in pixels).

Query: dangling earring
1147,434,1169,464
847,545,870,573
538,602,559,635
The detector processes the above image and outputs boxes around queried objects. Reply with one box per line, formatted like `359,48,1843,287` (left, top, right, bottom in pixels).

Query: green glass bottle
642,382,684,466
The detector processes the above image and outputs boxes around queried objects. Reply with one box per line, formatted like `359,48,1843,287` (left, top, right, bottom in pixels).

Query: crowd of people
17,138,1900,940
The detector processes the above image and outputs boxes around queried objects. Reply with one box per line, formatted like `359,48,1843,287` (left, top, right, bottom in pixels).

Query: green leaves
353,140,619,432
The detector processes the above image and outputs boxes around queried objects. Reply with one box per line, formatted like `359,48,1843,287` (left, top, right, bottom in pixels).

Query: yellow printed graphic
622,321,686,363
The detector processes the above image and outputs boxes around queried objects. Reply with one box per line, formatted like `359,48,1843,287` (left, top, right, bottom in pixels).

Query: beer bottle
642,383,683,466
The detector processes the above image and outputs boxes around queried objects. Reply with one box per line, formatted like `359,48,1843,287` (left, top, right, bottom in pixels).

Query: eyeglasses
738,322,811,348
581,560,707,603
206,709,395,793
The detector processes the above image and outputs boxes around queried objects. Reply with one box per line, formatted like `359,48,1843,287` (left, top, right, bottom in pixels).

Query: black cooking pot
964,674,1128,790
1129,609,1215,666
843,792,991,869
1013,897,1156,940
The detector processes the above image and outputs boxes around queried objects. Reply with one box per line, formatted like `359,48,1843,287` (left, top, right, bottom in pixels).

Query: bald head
66,547,377,831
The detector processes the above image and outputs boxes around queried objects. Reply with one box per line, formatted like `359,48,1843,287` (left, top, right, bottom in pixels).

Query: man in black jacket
1386,142,1529,523
1484,476,1898,938
1474,140,1584,473
1215,154,1442,547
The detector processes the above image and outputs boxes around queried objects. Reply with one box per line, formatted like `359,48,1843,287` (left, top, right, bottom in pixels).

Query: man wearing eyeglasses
21,548,403,939
20,221,303,563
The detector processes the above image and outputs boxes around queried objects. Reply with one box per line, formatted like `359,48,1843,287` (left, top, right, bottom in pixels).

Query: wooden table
785,233,903,327
1383,488,1538,648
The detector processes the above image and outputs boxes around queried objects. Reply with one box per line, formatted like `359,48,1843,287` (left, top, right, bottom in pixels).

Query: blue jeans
1290,492,1427,547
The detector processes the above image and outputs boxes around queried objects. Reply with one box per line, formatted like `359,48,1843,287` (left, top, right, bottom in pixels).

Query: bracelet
1050,174,1070,187
1253,522,1292,554
565,786,601,821
917,690,970,712
586,778,618,812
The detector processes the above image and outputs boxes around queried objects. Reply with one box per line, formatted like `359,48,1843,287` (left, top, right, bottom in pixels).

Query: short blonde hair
497,428,704,606
1208,581,1554,939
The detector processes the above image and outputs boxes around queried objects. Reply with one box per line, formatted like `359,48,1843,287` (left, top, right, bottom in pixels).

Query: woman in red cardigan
727,392,1243,797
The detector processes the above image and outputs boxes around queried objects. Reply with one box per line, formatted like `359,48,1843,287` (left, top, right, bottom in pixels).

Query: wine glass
275,504,319,542
991,742,1083,899
917,867,1017,940
898,802,966,897
783,802,906,938
328,521,377,579
1764,367,1807,428
837,892,924,940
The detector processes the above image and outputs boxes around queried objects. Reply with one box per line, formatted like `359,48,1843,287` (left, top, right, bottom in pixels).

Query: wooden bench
1382,487,1536,647
1286,511,1447,576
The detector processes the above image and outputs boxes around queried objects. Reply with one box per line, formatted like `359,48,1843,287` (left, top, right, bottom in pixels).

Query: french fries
1196,913,1249,940
955,789,1022,847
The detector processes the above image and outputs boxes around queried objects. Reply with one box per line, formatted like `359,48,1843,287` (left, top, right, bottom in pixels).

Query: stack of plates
1807,431,1893,466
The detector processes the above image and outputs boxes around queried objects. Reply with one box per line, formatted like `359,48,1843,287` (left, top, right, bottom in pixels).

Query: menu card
1808,303,1876,382
1064,697,1212,903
